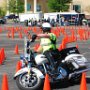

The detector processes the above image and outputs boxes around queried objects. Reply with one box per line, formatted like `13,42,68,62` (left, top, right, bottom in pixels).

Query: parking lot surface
0,24,90,90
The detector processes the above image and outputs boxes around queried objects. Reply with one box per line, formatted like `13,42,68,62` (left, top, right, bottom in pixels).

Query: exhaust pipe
69,67,90,79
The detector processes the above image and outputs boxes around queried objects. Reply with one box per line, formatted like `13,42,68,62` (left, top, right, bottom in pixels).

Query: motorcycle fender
14,67,44,79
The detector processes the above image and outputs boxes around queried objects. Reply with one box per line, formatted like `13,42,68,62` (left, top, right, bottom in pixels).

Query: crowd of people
26,16,90,27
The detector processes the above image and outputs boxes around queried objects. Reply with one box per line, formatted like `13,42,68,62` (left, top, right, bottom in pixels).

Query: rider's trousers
43,50,55,69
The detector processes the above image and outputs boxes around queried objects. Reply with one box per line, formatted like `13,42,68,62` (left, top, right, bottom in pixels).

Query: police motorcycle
14,35,90,90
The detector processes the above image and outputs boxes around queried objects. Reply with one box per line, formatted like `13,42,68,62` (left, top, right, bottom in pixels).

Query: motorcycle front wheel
16,72,43,90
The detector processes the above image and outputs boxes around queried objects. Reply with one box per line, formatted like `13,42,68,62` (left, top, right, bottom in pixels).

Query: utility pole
59,0,61,26
16,0,17,14
6,0,9,15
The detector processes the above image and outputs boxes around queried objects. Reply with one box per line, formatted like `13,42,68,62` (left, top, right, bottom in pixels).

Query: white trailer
44,12,79,25
44,12,78,21
19,12,43,22
44,12,58,21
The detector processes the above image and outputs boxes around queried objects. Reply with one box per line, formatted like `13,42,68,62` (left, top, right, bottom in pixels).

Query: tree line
0,0,72,17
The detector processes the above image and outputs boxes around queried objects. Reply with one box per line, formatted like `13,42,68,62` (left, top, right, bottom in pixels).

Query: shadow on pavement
51,81,72,89
51,77,90,89
86,78,90,84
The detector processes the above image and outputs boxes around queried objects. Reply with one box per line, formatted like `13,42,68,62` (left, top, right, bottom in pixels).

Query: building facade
0,0,90,14
24,0,48,13
0,0,7,9
24,0,90,14
72,0,90,14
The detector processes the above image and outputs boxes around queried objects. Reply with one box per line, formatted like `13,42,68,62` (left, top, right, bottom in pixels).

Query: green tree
48,0,72,12
8,0,17,13
8,0,24,14
16,0,24,15
0,7,6,17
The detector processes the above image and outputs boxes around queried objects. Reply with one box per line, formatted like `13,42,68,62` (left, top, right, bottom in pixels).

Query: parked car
7,14,18,19
87,19,90,27
0,18,6,24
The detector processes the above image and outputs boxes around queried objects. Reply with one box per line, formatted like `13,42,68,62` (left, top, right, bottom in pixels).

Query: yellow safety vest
40,33,56,52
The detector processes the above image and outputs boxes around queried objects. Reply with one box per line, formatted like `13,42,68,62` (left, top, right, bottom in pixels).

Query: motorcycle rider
32,22,59,70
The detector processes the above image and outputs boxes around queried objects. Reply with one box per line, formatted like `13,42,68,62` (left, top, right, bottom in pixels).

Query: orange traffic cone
16,61,22,72
76,44,79,48
0,51,3,65
43,74,51,90
14,44,19,54
7,32,11,38
0,49,4,63
1,73,9,90
0,27,2,33
61,40,66,49
80,72,87,90
19,32,23,39
58,44,62,51
1,48,6,60
34,44,40,52
12,28,14,39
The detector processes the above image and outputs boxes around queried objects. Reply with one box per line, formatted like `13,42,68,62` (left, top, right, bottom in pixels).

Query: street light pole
24,0,27,13
59,0,61,26
6,0,9,15
59,0,61,11
34,0,37,13
16,0,18,15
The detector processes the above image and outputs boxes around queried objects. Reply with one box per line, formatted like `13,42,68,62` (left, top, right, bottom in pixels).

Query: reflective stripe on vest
40,33,56,52
40,38,52,46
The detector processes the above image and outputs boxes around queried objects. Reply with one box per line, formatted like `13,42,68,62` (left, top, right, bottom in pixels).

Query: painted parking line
86,76,90,78
6,57,20,61
5,50,24,52
82,52,90,55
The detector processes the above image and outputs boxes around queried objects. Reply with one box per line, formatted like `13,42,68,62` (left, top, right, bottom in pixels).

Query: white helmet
41,22,51,32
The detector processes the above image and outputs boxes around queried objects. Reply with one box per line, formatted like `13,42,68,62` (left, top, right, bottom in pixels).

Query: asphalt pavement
0,24,90,90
